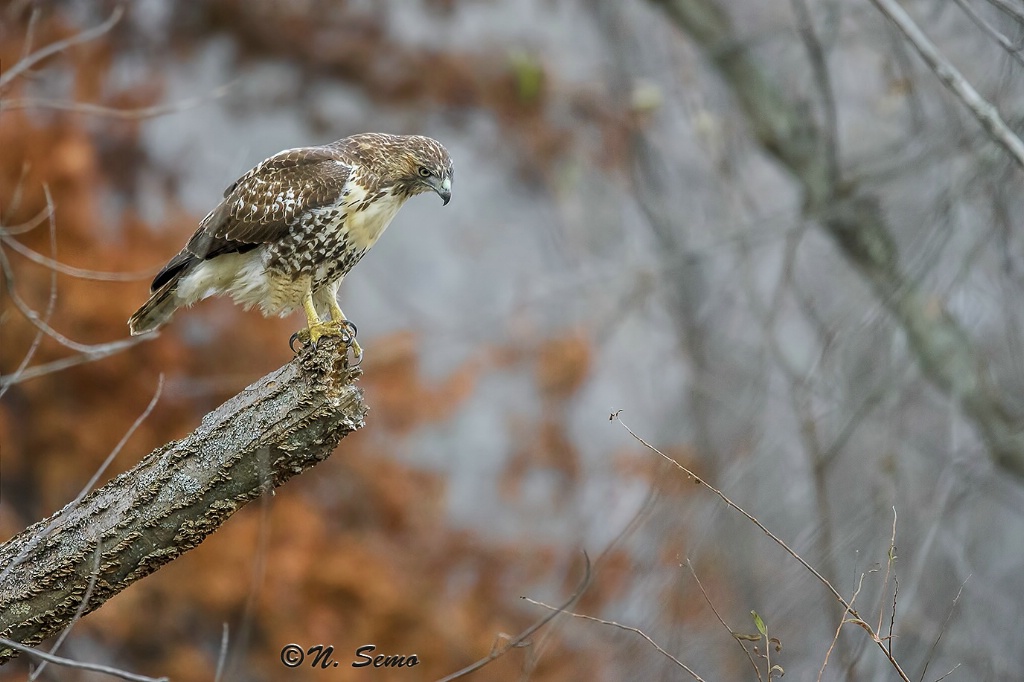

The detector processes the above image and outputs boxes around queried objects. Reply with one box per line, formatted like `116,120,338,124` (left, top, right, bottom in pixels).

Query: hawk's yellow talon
325,295,362,359
306,321,349,346
292,291,362,357
291,319,362,357
348,337,363,360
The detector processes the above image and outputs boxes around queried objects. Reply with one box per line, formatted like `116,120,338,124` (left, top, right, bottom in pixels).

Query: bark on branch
649,0,1024,478
0,338,366,663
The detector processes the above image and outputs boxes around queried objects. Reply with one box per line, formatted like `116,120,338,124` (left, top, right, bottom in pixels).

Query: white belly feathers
176,186,409,317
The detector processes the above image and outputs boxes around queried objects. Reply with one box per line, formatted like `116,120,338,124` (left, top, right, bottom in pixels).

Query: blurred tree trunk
0,339,365,663
647,0,1024,478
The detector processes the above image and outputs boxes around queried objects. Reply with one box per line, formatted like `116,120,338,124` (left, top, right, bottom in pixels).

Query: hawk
129,133,453,357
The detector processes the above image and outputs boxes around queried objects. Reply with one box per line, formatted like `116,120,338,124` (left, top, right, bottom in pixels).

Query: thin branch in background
818,381,890,465
868,0,1024,171
0,187,149,390
516,484,661,681
0,185,57,400
217,463,273,679
819,571,867,682
214,623,230,682
0,239,144,355
67,375,165,512
889,574,899,657
27,545,103,681
789,0,841,187
0,375,163,587
686,558,762,681
614,415,912,682
4,82,237,119
0,638,166,682
649,0,1024,477
0,343,144,389
1,234,162,281
953,0,1024,65
0,163,34,231
983,0,1024,25
0,6,125,91
522,596,705,681
917,578,969,682
875,506,898,635
616,415,847,605
435,553,592,682
0,203,52,236
19,5,42,61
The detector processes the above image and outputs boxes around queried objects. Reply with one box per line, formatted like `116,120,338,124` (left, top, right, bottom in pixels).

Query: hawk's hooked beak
426,175,452,205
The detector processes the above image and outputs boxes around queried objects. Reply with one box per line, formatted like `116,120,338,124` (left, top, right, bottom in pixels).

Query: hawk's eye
418,166,432,178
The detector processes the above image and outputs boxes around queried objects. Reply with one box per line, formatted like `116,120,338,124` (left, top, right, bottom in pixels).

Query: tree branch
0,338,366,663
0,6,125,91
648,0,1024,478
0,638,167,682
868,0,1024,171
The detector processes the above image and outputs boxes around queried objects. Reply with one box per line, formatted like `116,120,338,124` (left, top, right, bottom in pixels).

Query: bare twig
686,558,762,680
0,343,145,389
516,485,660,681
4,82,238,120
0,6,125,91
888,574,899,657
0,637,166,682
876,507,898,635
522,596,705,681
983,0,1024,24
615,416,912,681
868,0,1024,170
618,416,847,606
435,553,592,682
0,204,51,236
1,234,162,281
789,0,840,187
953,0,1024,66
0,185,57,400
214,623,230,682
918,578,968,682
19,5,42,61
819,572,867,682
1,163,32,225
0,237,145,355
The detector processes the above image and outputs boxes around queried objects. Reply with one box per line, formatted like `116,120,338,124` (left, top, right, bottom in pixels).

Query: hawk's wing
151,145,353,291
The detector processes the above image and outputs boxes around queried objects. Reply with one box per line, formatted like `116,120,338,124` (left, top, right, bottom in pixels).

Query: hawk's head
348,133,453,205
396,134,453,205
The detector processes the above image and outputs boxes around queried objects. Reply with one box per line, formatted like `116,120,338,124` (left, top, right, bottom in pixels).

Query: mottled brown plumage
129,133,453,354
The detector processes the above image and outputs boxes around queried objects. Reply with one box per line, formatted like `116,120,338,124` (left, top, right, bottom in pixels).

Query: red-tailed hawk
129,133,453,357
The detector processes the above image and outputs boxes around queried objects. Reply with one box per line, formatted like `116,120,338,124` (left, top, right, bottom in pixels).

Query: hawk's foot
289,320,362,361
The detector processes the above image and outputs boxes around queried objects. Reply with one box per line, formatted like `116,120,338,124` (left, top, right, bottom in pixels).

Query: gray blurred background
3,0,1024,679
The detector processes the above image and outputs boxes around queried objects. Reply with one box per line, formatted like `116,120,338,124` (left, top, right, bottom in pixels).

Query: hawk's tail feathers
128,277,183,336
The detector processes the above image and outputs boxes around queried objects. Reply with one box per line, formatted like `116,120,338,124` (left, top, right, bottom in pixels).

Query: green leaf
751,610,767,636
